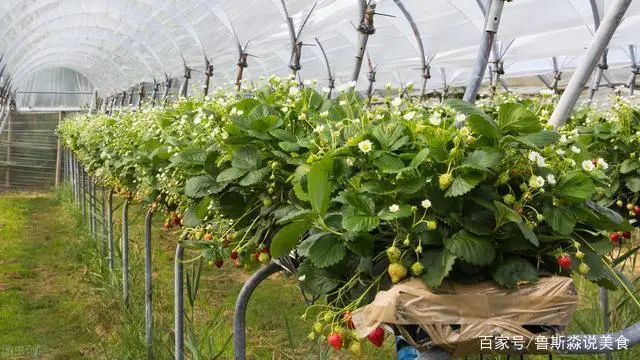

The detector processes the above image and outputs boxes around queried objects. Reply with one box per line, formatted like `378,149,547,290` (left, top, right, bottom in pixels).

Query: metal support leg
233,262,283,360
101,188,107,247
600,287,611,360
81,168,86,223
463,0,505,104
174,243,184,360
144,208,154,360
107,190,114,271
122,198,129,307
549,0,632,127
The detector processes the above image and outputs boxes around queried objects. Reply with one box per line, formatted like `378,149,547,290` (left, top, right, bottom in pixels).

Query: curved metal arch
13,52,132,89
18,65,97,91
0,9,183,72
7,27,162,80
12,43,141,88
16,60,126,92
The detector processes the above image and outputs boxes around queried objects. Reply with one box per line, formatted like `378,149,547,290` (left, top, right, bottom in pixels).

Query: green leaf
297,260,341,297
343,192,375,216
308,236,346,268
344,233,374,257
516,222,539,247
269,129,297,142
619,159,640,174
514,130,561,148
216,167,248,183
625,177,640,192
307,157,334,215
342,214,380,232
184,175,216,198
271,221,311,258
182,204,203,228
378,205,412,221
462,149,504,171
445,230,495,265
493,201,522,224
585,200,633,231
231,146,260,170
491,257,539,288
278,141,300,152
409,148,431,168
554,171,595,202
420,249,457,288
170,148,207,166
544,206,576,235
373,153,405,173
203,151,219,178
218,191,245,218
444,99,491,120
498,103,542,134
466,113,502,140
445,172,483,197
239,167,270,186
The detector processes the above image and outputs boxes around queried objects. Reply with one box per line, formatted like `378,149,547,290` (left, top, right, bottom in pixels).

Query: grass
0,187,638,359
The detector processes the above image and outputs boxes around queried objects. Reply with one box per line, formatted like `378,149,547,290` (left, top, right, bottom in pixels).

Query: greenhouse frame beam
627,45,638,95
549,0,632,128
351,1,376,83
588,0,609,101
462,0,506,104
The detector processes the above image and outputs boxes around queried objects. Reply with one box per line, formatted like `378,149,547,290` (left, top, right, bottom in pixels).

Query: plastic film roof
2,0,640,96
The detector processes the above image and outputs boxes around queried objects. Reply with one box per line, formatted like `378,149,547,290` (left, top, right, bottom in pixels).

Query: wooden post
55,111,63,186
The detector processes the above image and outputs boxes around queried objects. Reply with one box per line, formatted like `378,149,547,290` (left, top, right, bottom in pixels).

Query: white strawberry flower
529,175,545,188
546,174,556,185
581,160,595,172
358,140,373,153
559,135,568,143
429,113,442,126
391,97,402,108
455,113,467,123
597,158,609,170
571,146,581,154
421,199,432,209
555,149,566,156
403,111,416,121
389,204,400,213
345,158,354,166
314,125,325,133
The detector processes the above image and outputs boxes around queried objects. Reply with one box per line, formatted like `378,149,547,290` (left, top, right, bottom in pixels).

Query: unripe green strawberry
575,250,585,260
410,262,424,276
616,199,624,207
438,173,453,190
503,194,515,205
258,252,271,264
388,263,407,284
348,341,363,358
313,322,323,334
427,220,437,231
263,198,273,207
536,213,545,222
578,262,590,275
386,246,401,263
308,332,316,341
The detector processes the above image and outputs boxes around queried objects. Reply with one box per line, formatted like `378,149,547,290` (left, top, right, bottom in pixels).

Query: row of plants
58,78,640,357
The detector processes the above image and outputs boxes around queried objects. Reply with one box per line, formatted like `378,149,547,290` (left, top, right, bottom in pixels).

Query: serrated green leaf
344,233,374,257
308,157,334,215
619,159,640,174
625,177,640,192
544,206,576,236
514,130,561,148
308,236,346,268
184,175,216,198
462,149,503,171
171,148,207,166
342,214,380,232
498,103,542,134
554,171,595,202
420,249,457,288
182,204,203,228
203,151,219,178
297,232,330,257
269,129,297,142
195,197,211,219
491,257,538,288
409,148,431,168
374,153,405,173
271,221,311,258
445,173,483,197
343,192,375,216
378,205,412,220
239,167,270,186
297,260,341,297
231,146,260,170
278,141,300,152
216,167,248,183
493,201,522,224
445,230,495,265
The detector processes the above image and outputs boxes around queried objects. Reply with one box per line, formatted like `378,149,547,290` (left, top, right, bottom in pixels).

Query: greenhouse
1,0,640,359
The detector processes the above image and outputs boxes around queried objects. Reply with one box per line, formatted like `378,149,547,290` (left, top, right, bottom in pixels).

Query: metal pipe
107,190,114,271
549,0,632,128
122,197,129,307
174,243,184,360
81,167,86,222
351,2,376,83
463,0,505,104
233,262,283,359
101,187,107,246
203,62,214,97
144,207,154,360
600,287,611,360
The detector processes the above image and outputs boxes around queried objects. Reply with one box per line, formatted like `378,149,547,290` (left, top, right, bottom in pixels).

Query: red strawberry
255,251,261,261
162,222,171,230
328,332,344,350
635,206,640,215
203,233,214,241
623,231,632,239
261,247,270,255
591,159,597,165
172,215,181,226
557,254,572,269
215,259,224,268
367,327,385,347
233,260,240,268
610,232,621,244
230,251,239,260
343,312,355,329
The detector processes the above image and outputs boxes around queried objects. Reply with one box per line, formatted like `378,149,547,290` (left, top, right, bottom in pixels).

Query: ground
0,189,638,360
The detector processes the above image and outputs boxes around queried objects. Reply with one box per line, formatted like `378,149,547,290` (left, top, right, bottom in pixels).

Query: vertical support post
351,2,376,83
144,207,154,360
122,197,130,306
107,190,114,271
234,263,283,360
138,83,145,107
128,88,135,107
600,287,611,360
627,45,638,96
180,67,191,98
174,243,184,360
151,80,159,107
236,53,249,92
88,89,98,113
163,77,173,106
101,188,107,244
91,179,97,239
549,0,632,128
203,61,214,97
4,111,10,188
81,168,86,223
120,91,126,109
463,0,505,104
55,111,63,186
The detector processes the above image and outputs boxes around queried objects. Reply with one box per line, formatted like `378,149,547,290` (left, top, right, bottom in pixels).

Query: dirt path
0,193,98,360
